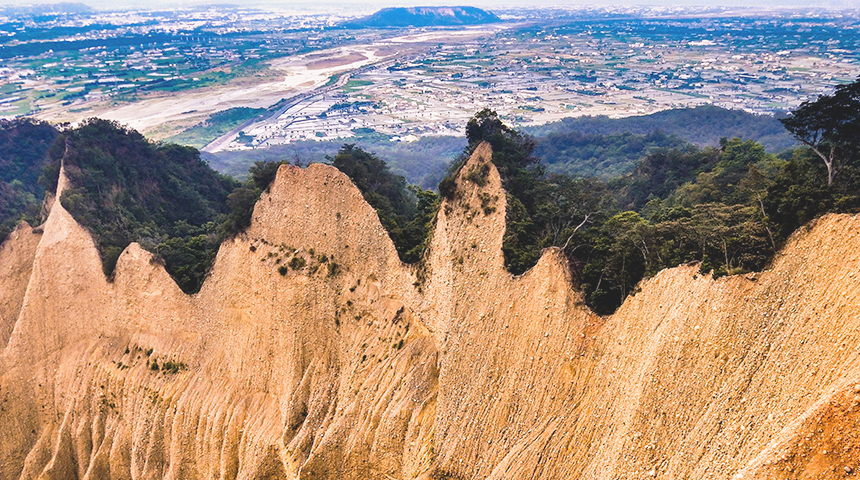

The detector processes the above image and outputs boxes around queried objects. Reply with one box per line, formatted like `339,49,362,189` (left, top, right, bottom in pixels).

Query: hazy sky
4,0,860,10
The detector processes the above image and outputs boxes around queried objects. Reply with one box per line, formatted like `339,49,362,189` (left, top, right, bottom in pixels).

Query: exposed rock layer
1,142,860,479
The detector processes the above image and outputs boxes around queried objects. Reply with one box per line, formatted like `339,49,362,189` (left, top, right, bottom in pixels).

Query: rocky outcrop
1,142,860,479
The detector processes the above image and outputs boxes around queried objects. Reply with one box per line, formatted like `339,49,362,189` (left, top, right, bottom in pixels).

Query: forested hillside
0,119,59,241
206,105,794,189
46,119,240,293
534,130,687,178
203,134,463,190
527,105,796,152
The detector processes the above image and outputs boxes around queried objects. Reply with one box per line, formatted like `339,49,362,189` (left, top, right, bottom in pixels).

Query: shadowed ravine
1,142,860,479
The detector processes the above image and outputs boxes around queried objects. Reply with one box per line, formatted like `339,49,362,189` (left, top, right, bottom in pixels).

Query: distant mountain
1,2,94,17
346,6,502,28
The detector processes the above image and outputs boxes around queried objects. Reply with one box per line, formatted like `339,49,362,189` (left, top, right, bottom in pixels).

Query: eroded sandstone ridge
2,142,860,479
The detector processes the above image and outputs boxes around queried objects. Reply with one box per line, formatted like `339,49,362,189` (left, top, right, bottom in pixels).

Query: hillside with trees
534,130,688,178
0,119,59,242
527,105,796,153
47,119,240,293
447,83,859,313
206,106,794,191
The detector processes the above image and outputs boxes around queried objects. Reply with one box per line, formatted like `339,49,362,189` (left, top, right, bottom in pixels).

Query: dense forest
0,118,59,241
1,81,856,313
534,130,688,178
45,118,240,293
525,105,796,152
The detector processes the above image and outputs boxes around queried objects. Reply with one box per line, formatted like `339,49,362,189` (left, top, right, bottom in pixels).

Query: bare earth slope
1,142,860,479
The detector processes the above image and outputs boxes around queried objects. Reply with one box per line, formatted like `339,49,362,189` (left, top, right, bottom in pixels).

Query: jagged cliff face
1,142,860,480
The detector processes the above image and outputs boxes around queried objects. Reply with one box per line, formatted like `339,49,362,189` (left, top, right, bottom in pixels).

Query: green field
166,107,266,148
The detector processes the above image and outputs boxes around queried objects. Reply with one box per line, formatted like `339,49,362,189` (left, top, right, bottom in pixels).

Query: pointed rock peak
443,142,576,284
464,141,493,170
448,141,501,199
245,162,404,279
427,141,508,278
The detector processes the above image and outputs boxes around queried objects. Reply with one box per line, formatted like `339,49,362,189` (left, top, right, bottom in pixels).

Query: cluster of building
226,13,860,148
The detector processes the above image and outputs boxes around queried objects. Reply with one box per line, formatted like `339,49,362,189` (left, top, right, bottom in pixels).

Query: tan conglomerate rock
1,141,860,479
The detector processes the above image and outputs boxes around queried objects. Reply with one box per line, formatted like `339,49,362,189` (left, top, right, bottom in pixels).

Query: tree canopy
0,118,59,242
51,118,239,293
780,78,860,185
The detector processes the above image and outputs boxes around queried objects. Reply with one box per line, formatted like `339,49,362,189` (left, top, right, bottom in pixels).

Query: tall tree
780,79,860,185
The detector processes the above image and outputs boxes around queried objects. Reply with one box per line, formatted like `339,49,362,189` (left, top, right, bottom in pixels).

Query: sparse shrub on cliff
430,470,466,480
464,163,490,186
161,360,187,374
288,256,306,270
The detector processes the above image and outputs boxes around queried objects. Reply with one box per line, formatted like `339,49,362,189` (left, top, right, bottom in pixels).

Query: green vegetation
203,133,462,190
440,108,547,273
49,118,239,293
148,357,187,374
167,107,266,148
526,105,796,153
161,360,187,374
33,119,295,293
779,80,860,186
447,93,858,314
330,144,439,264
217,159,290,240
288,255,307,270
342,79,373,93
203,107,793,195
535,130,688,178
0,119,59,242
